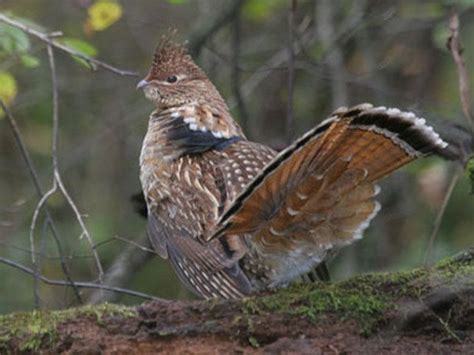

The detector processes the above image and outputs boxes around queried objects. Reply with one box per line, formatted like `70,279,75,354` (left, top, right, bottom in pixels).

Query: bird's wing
147,197,255,299
206,104,448,256
145,151,257,299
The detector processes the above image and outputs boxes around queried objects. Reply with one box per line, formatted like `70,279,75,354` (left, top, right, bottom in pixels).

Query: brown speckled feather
138,36,448,299
208,105,447,287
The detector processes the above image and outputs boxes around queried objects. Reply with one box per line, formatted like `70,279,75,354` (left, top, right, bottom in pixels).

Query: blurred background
0,0,473,314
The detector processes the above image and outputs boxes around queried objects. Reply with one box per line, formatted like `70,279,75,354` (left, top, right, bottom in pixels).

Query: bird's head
137,36,215,110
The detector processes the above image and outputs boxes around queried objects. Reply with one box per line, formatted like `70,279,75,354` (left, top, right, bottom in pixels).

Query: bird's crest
145,31,206,81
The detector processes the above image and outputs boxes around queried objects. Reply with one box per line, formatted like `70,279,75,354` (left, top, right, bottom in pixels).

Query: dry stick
0,240,93,261
231,7,250,136
0,257,164,302
227,19,313,110
30,184,56,308
227,7,370,111
91,233,158,254
424,12,473,266
286,0,297,145
447,13,474,131
0,13,137,77
316,0,348,108
89,234,156,304
423,168,462,265
189,0,245,57
0,100,82,303
48,44,105,281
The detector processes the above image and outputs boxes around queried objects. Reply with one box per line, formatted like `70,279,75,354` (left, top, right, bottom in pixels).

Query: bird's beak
136,79,150,90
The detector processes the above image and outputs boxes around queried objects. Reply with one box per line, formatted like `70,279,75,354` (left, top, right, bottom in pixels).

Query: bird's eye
166,75,178,83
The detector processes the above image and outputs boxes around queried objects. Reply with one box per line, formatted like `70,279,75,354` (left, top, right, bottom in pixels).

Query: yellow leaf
86,0,123,32
0,71,18,118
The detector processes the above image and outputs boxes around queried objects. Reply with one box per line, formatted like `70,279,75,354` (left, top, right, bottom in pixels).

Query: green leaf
166,0,188,4
0,71,18,118
60,37,98,69
20,54,40,68
61,38,97,57
0,23,30,55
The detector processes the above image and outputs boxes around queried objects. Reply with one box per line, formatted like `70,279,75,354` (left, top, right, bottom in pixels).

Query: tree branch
286,0,297,144
0,100,82,304
188,0,245,57
0,12,137,77
0,257,164,302
424,12,474,265
447,12,473,132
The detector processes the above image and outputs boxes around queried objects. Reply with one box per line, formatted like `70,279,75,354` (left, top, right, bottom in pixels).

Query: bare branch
47,44,105,281
424,12,474,265
0,100,82,303
286,0,297,144
447,12,473,131
189,0,245,57
316,0,348,108
0,257,165,302
0,12,137,77
0,240,94,261
424,167,462,266
89,235,156,304
227,18,314,109
113,235,157,254
55,170,104,281
30,183,57,308
231,5,250,136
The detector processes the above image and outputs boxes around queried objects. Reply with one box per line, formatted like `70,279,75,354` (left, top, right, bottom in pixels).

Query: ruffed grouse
137,37,448,299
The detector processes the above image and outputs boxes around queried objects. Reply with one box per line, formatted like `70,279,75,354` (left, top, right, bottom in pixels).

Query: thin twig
227,18,314,109
30,185,57,265
316,0,348,108
424,168,462,266
0,100,82,303
231,5,250,136
113,235,157,254
286,0,297,144
0,240,94,260
447,12,473,132
55,170,105,281
89,234,156,304
30,183,57,308
189,0,245,57
424,12,474,265
0,13,137,77
0,257,165,302
47,44,105,281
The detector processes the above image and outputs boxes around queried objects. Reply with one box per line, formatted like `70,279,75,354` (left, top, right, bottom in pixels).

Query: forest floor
1,247,473,354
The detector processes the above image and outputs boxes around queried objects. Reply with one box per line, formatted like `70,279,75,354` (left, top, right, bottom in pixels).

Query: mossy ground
241,247,474,336
0,248,472,352
0,303,137,352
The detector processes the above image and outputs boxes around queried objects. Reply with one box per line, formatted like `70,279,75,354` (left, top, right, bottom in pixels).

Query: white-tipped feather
364,106,448,150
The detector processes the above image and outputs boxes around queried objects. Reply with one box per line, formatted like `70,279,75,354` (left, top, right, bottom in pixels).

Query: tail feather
207,104,447,257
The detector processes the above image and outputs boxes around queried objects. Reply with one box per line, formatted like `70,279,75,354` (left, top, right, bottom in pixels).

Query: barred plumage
138,37,448,299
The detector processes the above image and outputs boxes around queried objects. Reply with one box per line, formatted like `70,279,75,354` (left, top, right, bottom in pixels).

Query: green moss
434,248,474,285
0,303,136,352
241,250,473,335
1,250,472,351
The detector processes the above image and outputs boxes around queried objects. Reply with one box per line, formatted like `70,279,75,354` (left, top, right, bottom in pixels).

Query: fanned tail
207,104,447,257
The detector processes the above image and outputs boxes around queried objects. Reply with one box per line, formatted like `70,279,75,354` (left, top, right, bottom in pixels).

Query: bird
136,35,448,299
